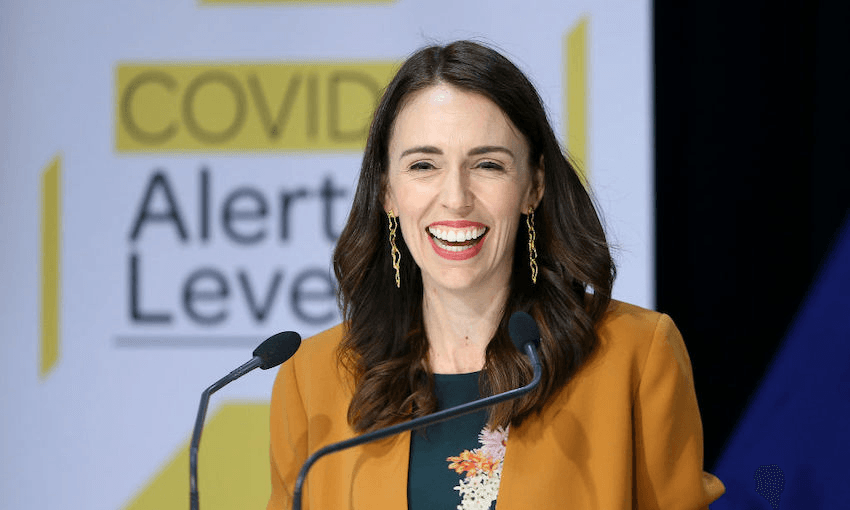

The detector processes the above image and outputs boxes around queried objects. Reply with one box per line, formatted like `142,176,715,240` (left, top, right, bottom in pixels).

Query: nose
440,167,473,212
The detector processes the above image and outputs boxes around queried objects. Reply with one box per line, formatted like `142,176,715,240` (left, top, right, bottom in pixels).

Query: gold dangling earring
387,210,401,288
526,206,538,284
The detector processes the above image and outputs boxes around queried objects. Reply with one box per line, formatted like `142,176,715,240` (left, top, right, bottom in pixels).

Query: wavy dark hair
333,40,615,433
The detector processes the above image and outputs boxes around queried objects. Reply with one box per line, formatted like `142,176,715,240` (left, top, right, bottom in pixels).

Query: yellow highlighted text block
116,62,397,152
40,154,61,379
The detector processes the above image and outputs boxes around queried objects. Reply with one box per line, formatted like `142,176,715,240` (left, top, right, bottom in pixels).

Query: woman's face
384,83,543,295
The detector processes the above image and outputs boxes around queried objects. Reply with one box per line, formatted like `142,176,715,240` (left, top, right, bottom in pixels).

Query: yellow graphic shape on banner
116,62,397,152
565,17,588,183
40,154,61,379
123,402,271,510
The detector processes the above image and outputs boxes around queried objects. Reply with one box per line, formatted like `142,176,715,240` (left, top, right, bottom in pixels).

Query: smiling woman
384,83,541,308
267,41,724,510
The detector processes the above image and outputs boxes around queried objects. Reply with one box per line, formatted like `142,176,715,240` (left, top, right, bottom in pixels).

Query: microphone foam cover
254,331,301,369
508,311,541,354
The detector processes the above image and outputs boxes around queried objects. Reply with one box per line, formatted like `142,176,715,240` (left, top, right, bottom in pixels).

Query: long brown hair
333,41,615,433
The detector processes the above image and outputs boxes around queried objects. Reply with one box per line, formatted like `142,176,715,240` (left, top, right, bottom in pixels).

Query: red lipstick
426,221,488,261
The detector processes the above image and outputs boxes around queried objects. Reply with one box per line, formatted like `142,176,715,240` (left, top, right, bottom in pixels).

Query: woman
268,41,724,509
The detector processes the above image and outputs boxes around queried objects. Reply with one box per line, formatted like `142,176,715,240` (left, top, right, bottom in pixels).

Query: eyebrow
398,145,515,159
469,145,515,158
399,146,442,158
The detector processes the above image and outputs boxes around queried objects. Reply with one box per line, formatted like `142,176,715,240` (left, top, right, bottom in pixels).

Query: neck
422,281,510,374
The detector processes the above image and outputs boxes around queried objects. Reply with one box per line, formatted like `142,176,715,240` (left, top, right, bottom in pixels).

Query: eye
409,161,436,171
476,160,505,171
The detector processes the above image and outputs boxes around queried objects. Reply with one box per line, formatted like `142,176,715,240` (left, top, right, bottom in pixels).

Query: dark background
654,1,849,469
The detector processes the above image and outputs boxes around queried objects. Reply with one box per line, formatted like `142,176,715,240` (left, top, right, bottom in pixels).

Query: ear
528,155,545,209
382,180,397,215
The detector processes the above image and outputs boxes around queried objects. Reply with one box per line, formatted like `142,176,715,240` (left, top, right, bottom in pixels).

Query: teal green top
408,371,506,510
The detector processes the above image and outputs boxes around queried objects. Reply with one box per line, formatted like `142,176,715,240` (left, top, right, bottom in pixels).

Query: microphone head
253,331,301,369
508,311,541,354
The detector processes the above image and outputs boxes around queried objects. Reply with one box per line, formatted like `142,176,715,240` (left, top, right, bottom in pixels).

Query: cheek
387,179,421,215
398,216,423,252
492,204,524,247
498,220,521,250
391,185,428,236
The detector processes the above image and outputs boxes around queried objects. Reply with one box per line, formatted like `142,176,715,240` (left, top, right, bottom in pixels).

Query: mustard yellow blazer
267,301,725,509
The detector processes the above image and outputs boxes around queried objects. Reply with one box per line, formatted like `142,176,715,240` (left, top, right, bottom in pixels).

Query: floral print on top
447,425,509,510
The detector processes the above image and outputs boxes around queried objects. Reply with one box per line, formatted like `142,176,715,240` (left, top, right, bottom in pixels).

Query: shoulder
595,300,693,385
581,300,690,384
273,323,352,404
290,323,347,369
598,299,674,337
597,300,680,352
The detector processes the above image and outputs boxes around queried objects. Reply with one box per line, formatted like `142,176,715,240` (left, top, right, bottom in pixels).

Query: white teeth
427,226,486,242
432,237,471,252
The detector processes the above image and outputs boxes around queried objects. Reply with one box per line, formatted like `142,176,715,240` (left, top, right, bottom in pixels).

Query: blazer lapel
350,431,411,509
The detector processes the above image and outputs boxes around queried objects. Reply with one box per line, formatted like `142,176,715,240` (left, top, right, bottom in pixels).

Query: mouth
425,221,488,259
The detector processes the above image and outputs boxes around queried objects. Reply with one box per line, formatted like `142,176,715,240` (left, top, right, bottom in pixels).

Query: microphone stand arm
189,356,262,510
292,343,542,510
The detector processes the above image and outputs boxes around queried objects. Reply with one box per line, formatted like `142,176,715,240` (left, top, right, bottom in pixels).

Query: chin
424,268,491,293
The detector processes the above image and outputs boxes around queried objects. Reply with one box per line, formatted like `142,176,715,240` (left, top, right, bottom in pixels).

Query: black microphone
189,331,301,510
291,311,542,510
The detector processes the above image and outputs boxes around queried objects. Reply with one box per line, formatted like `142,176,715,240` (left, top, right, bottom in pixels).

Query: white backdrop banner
0,1,650,508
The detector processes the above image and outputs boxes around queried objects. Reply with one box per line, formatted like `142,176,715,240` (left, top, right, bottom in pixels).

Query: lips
426,221,488,260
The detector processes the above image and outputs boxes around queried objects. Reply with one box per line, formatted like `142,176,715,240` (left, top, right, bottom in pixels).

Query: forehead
389,84,527,155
